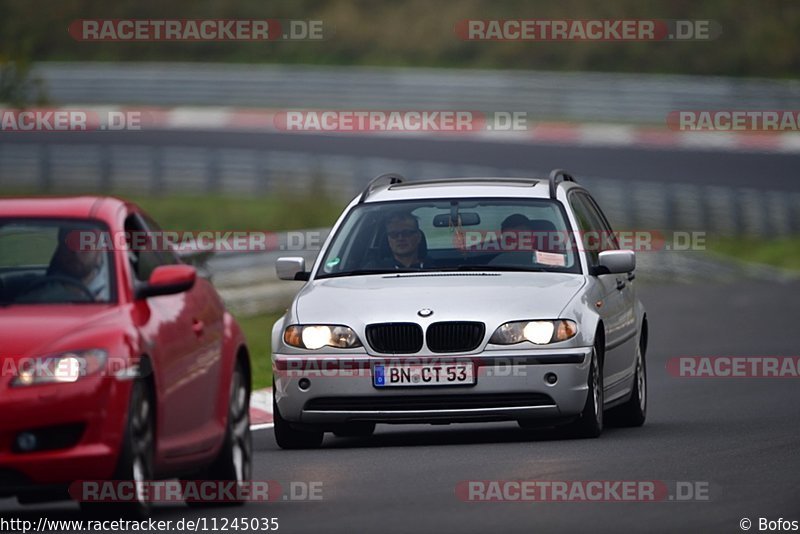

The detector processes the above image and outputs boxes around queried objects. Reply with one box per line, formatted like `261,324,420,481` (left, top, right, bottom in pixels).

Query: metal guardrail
1,141,799,237
4,62,797,237
206,226,798,317
30,62,800,124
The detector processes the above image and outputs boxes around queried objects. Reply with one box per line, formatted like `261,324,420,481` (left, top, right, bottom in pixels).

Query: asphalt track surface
2,281,799,533
3,129,800,191
1,134,799,532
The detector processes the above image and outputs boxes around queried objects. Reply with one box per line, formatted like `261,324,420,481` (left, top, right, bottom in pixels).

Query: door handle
192,319,205,336
627,272,636,282
616,279,626,291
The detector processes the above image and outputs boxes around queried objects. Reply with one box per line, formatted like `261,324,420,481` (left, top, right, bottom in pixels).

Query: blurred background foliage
0,0,798,78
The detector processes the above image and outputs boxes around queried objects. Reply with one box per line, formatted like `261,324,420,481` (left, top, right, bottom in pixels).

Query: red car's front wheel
186,358,252,507
80,377,155,518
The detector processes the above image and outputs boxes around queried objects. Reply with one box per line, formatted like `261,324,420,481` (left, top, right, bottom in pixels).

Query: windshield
0,218,115,305
317,198,581,278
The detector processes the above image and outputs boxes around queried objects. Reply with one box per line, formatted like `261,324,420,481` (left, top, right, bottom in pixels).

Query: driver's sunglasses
387,229,418,240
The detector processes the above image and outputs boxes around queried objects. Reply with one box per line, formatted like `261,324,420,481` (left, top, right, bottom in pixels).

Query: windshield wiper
317,268,418,279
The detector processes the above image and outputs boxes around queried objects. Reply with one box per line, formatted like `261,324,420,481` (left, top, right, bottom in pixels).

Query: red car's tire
80,377,155,518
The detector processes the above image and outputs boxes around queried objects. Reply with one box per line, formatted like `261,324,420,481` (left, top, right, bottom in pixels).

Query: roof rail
358,173,405,203
548,168,576,199
391,177,539,188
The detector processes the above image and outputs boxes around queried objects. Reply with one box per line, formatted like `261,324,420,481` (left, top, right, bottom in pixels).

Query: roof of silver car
361,172,579,203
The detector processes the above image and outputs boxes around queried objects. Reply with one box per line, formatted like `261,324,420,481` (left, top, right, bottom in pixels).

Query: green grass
127,193,344,233
706,235,800,272
0,191,346,233
235,312,284,390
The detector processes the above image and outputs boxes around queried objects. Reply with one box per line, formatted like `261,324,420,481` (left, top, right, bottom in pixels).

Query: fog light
298,378,311,391
544,372,558,385
16,432,37,452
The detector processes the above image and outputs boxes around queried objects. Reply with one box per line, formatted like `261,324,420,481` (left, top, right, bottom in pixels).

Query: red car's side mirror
136,265,196,299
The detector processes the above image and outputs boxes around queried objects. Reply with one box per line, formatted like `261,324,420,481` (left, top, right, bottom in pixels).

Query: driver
489,214,536,266
44,227,109,301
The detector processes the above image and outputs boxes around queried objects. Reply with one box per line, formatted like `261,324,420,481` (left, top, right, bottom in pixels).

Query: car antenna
358,173,405,203
548,169,576,199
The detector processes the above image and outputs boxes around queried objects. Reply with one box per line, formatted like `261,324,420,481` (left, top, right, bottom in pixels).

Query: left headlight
11,349,108,387
489,320,578,345
283,325,363,350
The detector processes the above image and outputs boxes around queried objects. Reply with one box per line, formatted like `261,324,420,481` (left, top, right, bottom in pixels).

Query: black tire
333,423,376,438
564,344,604,439
186,358,253,507
273,389,324,450
81,378,155,518
608,336,647,427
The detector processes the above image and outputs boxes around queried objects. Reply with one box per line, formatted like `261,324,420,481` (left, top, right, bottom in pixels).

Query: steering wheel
15,275,96,303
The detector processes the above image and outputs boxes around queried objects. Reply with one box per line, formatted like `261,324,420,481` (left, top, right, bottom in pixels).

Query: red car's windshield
0,218,115,305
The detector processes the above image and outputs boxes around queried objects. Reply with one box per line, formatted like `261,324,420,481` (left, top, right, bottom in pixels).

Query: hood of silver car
295,272,585,325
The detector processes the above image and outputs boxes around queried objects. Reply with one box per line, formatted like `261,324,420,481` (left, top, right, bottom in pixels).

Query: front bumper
0,375,131,494
273,348,592,426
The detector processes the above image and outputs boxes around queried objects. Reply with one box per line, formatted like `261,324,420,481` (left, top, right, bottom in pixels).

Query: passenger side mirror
136,265,196,299
592,250,635,275
277,257,309,281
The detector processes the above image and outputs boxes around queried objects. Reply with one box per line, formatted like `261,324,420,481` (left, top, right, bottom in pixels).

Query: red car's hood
0,304,122,360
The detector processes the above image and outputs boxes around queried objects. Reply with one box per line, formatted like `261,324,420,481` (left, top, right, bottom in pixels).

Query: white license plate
373,363,475,387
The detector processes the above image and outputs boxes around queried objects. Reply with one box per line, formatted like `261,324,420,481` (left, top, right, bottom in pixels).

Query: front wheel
564,345,603,439
273,388,323,450
81,378,154,518
187,358,252,507
608,340,647,427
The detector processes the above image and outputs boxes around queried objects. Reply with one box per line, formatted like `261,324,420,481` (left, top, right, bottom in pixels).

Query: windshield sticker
535,250,566,267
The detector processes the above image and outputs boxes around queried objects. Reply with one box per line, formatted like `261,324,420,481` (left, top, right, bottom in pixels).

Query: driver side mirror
136,265,196,299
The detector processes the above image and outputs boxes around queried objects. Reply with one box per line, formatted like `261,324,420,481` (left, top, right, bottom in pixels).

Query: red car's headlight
11,349,108,387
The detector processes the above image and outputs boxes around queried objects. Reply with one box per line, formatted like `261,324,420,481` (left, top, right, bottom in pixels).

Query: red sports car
0,196,252,516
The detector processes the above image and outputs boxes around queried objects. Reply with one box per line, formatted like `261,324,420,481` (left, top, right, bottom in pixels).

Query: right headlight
489,320,577,345
283,325,363,350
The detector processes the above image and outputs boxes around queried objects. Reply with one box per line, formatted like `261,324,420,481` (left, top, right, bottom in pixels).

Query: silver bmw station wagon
272,170,647,449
